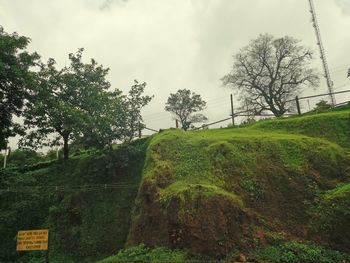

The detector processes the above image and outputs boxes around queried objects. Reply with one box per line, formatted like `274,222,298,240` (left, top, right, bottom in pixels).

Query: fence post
175,119,179,128
230,94,235,126
138,122,142,138
295,96,301,115
3,146,10,169
3,149,7,169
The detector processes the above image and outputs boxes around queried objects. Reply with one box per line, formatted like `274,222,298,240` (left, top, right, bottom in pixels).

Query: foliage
20,48,117,159
2,107,350,261
44,148,60,161
222,34,319,117
0,168,49,262
165,89,207,130
74,88,126,150
72,80,152,149
6,148,43,168
311,183,350,253
0,139,150,263
0,26,40,148
312,99,332,112
260,241,350,263
96,244,186,263
120,80,153,141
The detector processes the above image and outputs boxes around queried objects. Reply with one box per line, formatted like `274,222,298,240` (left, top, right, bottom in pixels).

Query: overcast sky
1,0,350,149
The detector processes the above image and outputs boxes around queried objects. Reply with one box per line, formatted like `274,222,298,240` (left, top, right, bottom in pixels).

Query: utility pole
308,0,336,105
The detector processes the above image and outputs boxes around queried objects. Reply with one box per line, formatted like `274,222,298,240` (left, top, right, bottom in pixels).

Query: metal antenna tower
308,0,336,105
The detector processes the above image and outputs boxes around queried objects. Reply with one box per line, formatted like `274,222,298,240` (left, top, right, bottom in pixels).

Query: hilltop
1,105,350,262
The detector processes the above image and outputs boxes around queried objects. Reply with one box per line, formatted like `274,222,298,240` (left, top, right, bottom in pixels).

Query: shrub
97,244,186,263
261,241,350,263
312,100,332,113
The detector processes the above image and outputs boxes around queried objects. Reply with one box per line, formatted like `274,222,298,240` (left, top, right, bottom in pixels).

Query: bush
261,241,350,263
97,244,186,263
311,183,350,252
6,149,43,168
312,100,332,113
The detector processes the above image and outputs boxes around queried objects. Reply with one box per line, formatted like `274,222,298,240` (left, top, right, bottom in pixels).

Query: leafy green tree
75,89,126,149
0,27,40,149
121,80,153,141
165,89,207,131
222,34,319,117
74,80,152,148
21,49,111,159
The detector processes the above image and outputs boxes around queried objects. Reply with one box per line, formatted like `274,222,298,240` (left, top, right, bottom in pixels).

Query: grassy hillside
1,106,350,262
251,106,350,148
126,106,350,260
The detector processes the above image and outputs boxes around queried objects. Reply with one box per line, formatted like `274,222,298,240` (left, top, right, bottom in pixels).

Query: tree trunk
63,134,69,160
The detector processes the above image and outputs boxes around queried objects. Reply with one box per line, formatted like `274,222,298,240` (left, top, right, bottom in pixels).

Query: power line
142,96,229,118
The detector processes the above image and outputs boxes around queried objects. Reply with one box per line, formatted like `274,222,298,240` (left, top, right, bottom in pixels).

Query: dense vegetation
1,106,349,263
0,140,149,262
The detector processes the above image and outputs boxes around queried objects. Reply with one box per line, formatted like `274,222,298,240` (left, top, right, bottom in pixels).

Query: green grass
159,181,244,207
250,108,350,147
325,183,350,199
96,244,186,263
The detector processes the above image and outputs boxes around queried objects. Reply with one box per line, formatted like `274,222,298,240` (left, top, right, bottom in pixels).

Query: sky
1,0,350,149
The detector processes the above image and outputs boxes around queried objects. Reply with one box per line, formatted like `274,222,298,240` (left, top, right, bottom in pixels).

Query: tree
165,89,207,131
21,49,111,159
74,80,152,148
222,34,319,117
0,27,40,149
74,89,126,149
121,80,153,141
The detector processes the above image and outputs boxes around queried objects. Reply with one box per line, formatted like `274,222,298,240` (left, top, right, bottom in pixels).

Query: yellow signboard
16,229,49,251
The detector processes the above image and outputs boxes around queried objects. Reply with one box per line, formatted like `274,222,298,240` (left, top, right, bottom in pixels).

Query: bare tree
165,89,207,131
222,34,319,117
